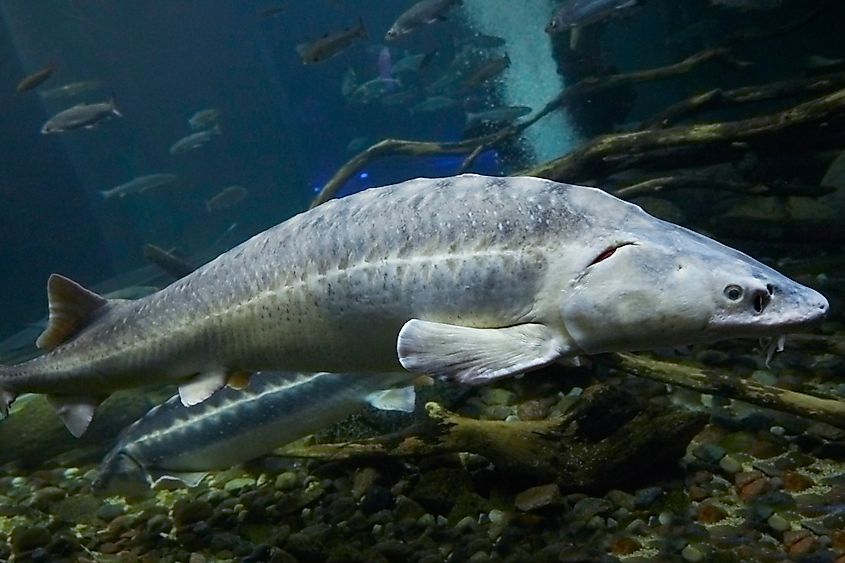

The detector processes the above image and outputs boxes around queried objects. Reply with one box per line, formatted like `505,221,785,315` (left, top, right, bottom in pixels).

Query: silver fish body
99,174,178,200
41,97,122,134
93,371,415,496
546,0,640,33
386,0,461,41
0,175,829,436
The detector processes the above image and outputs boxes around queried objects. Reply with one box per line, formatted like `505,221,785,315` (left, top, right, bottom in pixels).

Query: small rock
189,554,206,563
146,513,172,535
517,398,552,421
11,525,51,554
95,502,125,521
352,467,379,500
634,486,664,508
719,455,743,474
275,472,298,492
767,513,791,532
455,515,478,532
514,484,561,511
394,496,426,522
172,499,213,527
681,544,706,562
693,443,726,464
696,503,728,524
224,477,255,493
784,529,816,556
609,536,641,556
360,486,393,515
571,497,613,522
735,471,769,500
30,486,66,510
782,471,815,492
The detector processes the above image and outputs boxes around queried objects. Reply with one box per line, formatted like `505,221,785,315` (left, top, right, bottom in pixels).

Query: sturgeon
93,371,416,497
0,174,829,436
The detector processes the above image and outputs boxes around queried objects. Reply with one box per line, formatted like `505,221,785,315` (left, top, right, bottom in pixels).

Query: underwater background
1,0,844,561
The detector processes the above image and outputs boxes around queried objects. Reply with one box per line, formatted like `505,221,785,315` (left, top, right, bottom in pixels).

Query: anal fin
179,370,227,406
397,320,566,385
47,395,101,437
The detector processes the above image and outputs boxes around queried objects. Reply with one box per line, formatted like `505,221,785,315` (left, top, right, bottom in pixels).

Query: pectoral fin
366,386,416,413
151,471,208,489
397,320,566,385
47,395,101,437
178,370,227,406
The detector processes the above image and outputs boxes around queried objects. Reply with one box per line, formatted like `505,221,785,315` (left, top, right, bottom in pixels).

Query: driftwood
613,174,835,199
277,385,706,490
521,87,845,183
609,353,845,430
310,48,745,208
646,72,845,129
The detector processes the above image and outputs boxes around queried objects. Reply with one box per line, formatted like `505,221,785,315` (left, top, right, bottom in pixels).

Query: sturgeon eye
724,284,743,301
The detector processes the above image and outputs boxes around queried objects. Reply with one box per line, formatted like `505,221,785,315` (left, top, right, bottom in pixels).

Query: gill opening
588,242,636,267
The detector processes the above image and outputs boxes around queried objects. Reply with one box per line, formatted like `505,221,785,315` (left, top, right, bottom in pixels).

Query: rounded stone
11,525,51,554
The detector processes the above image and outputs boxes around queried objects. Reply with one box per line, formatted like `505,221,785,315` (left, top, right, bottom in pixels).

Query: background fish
98,174,178,200
296,18,367,64
93,371,416,496
41,97,122,134
16,63,57,93
169,124,222,154
206,185,248,212
386,0,462,41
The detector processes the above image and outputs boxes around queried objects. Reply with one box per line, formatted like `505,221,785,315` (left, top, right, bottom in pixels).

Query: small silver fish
169,124,221,155
297,18,367,64
41,96,122,134
465,105,531,129
386,0,461,41
546,0,641,32
98,174,178,200
206,185,248,212
93,371,416,496
188,108,220,131
40,80,102,100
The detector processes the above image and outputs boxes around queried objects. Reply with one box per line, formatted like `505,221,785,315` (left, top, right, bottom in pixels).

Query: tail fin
110,93,123,118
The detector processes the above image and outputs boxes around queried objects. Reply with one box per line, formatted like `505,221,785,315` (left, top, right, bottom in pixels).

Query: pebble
719,454,743,474
172,499,213,527
767,513,791,532
275,471,298,491
224,477,255,493
514,484,562,511
10,525,51,554
681,544,706,562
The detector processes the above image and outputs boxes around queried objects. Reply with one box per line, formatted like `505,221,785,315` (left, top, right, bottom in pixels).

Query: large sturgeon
0,174,829,436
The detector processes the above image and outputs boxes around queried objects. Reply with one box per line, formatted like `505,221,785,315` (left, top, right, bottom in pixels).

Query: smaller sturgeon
93,372,416,497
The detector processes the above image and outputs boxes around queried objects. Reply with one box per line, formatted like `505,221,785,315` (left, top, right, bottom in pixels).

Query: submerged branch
646,71,845,129
310,48,743,207
520,87,845,183
613,174,835,199
610,353,845,430
277,386,706,490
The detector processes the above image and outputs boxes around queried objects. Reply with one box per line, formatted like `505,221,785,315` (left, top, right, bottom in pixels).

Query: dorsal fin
36,274,108,350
